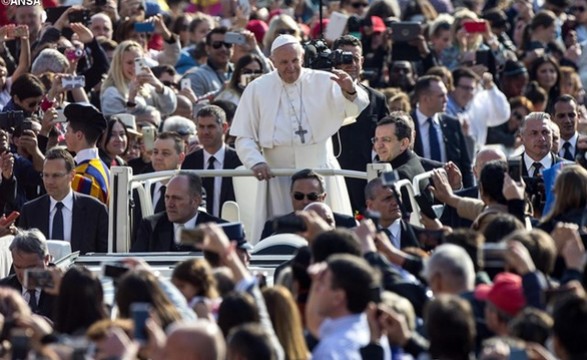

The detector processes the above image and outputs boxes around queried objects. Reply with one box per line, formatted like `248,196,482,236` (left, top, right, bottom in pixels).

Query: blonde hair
263,15,301,52
101,40,144,98
451,9,482,50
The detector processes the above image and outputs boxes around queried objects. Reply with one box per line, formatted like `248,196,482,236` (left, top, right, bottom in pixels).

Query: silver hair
520,112,552,134
162,116,196,136
31,49,69,75
423,243,475,292
9,228,49,259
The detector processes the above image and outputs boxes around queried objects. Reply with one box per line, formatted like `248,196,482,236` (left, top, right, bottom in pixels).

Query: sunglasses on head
276,29,297,35
211,41,233,49
293,192,322,201
351,2,368,8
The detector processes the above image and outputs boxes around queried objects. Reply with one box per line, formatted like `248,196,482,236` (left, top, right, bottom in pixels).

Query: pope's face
271,44,303,84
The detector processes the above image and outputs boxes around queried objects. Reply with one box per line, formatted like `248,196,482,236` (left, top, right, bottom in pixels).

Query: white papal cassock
230,68,369,238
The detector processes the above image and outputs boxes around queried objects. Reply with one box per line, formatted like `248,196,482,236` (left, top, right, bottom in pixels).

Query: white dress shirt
523,152,554,177
49,191,74,242
204,146,226,217
385,219,402,249
73,147,100,164
415,108,447,163
558,131,579,159
313,313,374,360
173,212,199,244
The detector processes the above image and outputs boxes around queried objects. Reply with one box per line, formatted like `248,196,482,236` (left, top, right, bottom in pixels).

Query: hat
64,103,107,132
271,34,299,53
502,60,528,78
113,114,141,137
370,16,386,33
246,20,269,45
222,222,253,251
474,272,526,317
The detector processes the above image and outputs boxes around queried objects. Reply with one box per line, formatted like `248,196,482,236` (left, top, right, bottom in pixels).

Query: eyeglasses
293,192,323,201
41,172,69,179
241,69,263,75
211,41,233,49
371,136,393,144
276,29,297,35
351,2,369,8
572,5,586,12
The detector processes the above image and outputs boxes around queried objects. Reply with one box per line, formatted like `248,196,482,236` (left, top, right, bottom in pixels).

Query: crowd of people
0,0,585,358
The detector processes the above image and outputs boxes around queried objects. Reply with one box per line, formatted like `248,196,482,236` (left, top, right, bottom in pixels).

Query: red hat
246,20,268,45
475,272,526,317
370,16,386,33
311,19,329,39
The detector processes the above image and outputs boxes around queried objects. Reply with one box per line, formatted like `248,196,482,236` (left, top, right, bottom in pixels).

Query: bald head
473,147,507,180
304,202,335,227
165,322,226,360
90,13,113,39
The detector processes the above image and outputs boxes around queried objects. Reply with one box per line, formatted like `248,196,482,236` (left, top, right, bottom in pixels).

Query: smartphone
141,126,156,152
179,228,206,247
102,262,130,280
415,194,437,219
94,0,107,6
390,22,422,42
508,159,522,182
240,74,261,87
10,328,31,360
134,57,148,75
23,268,54,289
0,211,19,227
463,20,487,33
131,303,151,344
45,6,70,24
68,9,91,25
134,21,155,33
224,31,247,45
180,78,191,90
61,75,85,90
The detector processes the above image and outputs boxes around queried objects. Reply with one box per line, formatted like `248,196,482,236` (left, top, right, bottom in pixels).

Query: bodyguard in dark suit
551,95,580,161
18,147,108,254
182,105,242,218
132,171,226,252
411,75,474,188
332,35,390,212
0,229,56,320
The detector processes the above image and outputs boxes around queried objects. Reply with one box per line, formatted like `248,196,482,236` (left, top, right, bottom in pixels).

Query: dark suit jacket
0,174,16,215
18,192,108,254
419,156,444,172
381,219,420,249
0,274,56,320
333,85,389,211
181,147,242,214
131,211,226,252
389,150,426,183
510,152,565,177
260,211,358,240
411,111,474,188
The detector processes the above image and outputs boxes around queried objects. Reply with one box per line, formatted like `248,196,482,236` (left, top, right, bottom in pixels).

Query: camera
0,111,24,130
303,40,353,71
61,75,85,90
65,48,84,61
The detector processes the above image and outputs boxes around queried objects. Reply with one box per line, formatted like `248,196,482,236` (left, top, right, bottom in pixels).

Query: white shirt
313,313,373,360
558,132,579,159
523,152,553,177
152,181,165,210
204,146,226,217
274,79,314,146
49,191,74,242
22,288,40,303
415,108,447,163
385,219,402,249
74,147,100,164
173,212,199,244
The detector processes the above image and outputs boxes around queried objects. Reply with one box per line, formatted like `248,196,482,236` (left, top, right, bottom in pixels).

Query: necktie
532,162,543,178
27,289,37,312
203,156,216,215
52,202,64,240
563,142,574,161
154,185,166,213
428,118,442,162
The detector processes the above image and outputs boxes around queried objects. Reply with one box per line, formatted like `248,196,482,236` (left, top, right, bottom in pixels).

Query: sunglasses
351,2,368,8
572,5,586,12
241,69,263,75
211,41,233,49
276,29,297,35
293,192,323,201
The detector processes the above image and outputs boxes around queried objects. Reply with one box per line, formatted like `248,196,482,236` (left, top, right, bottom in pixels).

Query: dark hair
327,254,379,314
227,54,264,95
529,10,556,31
311,229,362,263
377,111,415,142
509,307,553,345
290,168,326,193
553,296,587,356
452,67,479,87
175,171,203,197
529,56,561,111
507,229,557,275
217,291,260,337
100,118,129,157
151,64,177,79
171,258,218,299
54,266,107,335
196,104,227,124
156,131,185,154
479,160,508,204
206,26,228,45
68,120,103,145
553,94,577,110
414,75,443,101
10,73,45,100
210,100,237,124
291,246,312,292
44,146,75,172
525,81,549,107
333,35,362,51
227,323,276,360
482,213,525,243
445,229,485,272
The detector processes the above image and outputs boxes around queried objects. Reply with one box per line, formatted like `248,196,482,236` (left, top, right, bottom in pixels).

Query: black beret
64,103,107,132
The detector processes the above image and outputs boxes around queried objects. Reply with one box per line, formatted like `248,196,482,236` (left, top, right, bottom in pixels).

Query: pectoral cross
295,124,308,144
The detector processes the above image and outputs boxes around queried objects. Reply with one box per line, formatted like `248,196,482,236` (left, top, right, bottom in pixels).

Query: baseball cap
475,272,526,317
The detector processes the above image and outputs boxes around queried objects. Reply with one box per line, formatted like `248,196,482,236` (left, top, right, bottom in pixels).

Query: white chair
232,165,263,244
46,240,72,262
0,235,13,278
252,233,308,255
221,201,240,223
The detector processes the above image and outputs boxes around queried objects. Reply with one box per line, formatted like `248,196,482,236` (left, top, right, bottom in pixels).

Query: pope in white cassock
230,34,370,234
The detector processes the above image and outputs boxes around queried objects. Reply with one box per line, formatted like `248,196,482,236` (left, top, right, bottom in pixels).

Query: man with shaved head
164,321,226,360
